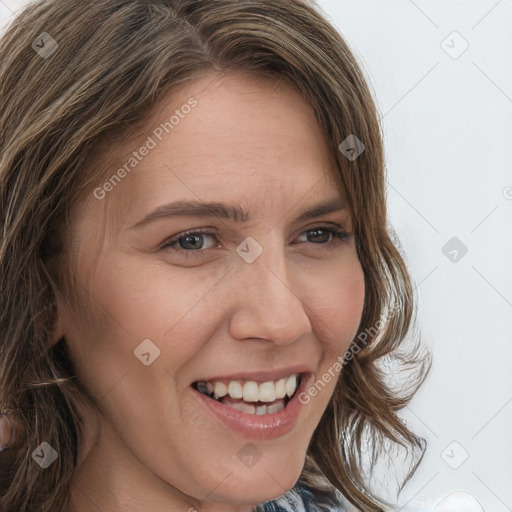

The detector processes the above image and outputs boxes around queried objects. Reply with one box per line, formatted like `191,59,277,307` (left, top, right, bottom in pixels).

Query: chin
202,447,306,506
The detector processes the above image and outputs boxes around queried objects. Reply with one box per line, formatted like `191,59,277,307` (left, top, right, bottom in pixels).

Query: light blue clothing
257,483,359,512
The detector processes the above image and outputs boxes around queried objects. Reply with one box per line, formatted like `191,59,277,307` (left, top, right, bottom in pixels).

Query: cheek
63,256,224,396
313,258,365,354
298,262,364,412
75,254,213,339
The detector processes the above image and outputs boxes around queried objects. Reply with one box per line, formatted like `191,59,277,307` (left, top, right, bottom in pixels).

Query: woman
0,0,430,511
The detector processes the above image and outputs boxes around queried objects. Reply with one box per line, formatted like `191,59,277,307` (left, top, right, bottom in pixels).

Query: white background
1,1,511,511
315,2,512,511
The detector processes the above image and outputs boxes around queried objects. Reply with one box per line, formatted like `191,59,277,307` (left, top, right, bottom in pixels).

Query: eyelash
159,225,352,259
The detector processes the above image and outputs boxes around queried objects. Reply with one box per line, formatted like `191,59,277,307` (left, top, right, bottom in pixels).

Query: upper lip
192,365,313,384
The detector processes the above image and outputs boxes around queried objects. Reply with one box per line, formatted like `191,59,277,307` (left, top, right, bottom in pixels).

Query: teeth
259,381,276,402
267,402,285,414
214,382,228,399
196,382,208,395
198,373,300,403
228,381,243,399
230,401,255,414
255,405,267,415
275,378,286,399
223,398,286,415
285,375,297,397
243,381,259,402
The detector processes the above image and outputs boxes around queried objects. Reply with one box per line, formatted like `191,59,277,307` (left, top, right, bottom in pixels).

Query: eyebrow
129,197,347,230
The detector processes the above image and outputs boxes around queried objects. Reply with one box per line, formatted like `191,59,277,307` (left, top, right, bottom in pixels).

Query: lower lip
192,374,311,440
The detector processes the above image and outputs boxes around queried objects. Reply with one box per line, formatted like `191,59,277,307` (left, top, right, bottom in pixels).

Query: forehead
82,71,343,232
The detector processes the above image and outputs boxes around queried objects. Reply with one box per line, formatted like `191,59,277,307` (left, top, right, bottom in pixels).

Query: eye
294,226,351,248
160,229,219,254
159,225,352,259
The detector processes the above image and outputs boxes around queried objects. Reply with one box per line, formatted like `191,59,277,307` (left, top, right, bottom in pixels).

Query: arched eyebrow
129,197,347,230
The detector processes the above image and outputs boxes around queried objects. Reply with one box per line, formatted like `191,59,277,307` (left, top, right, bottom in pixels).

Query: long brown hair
0,0,431,510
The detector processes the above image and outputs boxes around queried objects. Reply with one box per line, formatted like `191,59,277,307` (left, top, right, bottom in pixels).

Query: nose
227,241,313,345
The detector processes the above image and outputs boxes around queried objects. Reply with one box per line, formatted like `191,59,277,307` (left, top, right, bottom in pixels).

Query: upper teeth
198,374,300,402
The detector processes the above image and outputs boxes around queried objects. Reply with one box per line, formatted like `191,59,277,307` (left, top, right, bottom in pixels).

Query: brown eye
295,226,351,248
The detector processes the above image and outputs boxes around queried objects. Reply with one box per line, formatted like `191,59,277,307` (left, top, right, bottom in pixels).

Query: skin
54,71,366,512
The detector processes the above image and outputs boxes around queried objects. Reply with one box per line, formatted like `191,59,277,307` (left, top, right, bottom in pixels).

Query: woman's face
60,72,365,511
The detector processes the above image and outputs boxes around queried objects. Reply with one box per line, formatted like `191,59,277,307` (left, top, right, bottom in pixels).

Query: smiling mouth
192,373,303,415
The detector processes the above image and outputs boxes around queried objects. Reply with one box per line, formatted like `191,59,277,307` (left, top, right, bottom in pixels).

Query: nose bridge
227,235,313,344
